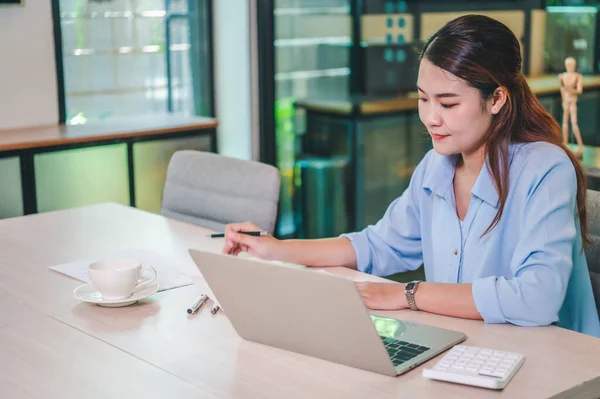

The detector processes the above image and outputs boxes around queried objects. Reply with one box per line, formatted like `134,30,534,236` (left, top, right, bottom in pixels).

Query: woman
223,15,600,337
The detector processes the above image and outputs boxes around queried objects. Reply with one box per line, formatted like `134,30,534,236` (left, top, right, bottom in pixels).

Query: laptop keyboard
380,336,430,367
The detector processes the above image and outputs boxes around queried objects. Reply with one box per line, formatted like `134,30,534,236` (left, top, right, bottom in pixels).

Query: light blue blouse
343,142,600,337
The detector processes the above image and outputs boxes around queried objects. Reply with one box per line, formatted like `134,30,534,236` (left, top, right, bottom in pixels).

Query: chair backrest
585,189,600,318
161,150,280,233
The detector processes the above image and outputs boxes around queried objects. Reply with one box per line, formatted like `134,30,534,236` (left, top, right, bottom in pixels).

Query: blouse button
453,249,458,255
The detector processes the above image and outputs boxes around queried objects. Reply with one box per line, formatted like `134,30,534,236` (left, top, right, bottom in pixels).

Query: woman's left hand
354,282,408,310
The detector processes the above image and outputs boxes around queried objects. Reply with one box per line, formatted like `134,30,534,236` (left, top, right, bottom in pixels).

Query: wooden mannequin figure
559,57,584,158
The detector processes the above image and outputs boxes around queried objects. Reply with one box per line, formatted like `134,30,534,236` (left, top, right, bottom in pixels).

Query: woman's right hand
221,222,282,260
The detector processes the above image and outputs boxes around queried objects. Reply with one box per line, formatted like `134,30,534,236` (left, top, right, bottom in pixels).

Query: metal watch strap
405,281,421,311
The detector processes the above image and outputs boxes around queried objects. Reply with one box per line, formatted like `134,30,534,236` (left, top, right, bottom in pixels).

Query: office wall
0,2,59,130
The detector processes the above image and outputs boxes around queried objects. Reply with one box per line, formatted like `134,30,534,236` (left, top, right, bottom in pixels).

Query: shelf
275,68,350,81
274,37,352,47
274,7,350,16
60,11,167,20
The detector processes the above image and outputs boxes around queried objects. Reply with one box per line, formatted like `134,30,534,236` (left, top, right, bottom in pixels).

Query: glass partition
58,0,212,124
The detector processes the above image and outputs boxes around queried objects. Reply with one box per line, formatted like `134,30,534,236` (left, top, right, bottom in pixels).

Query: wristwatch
404,281,422,311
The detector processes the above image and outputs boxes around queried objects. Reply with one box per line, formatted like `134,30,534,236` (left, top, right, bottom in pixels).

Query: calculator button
478,370,499,378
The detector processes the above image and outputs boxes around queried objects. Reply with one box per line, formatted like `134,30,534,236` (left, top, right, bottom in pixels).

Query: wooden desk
0,114,217,215
0,315,211,398
1,203,599,398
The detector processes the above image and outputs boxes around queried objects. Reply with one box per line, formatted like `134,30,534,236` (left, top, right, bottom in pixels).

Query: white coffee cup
89,258,157,300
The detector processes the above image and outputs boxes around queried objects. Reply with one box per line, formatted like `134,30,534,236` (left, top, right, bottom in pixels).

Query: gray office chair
161,150,280,233
585,189,600,318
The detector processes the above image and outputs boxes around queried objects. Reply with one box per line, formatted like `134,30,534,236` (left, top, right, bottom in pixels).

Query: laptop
189,249,466,377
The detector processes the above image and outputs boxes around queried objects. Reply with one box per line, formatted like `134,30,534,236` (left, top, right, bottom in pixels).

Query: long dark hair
420,14,590,245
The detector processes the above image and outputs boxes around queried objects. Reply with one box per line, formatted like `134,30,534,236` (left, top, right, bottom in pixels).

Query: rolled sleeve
341,232,373,274
472,276,506,324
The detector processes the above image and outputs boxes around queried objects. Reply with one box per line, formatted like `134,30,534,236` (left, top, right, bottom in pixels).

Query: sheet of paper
48,248,193,292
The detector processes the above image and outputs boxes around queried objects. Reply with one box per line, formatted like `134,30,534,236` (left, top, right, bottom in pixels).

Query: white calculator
422,345,524,389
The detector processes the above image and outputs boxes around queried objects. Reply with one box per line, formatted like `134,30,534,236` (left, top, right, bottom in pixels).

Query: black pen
209,230,267,238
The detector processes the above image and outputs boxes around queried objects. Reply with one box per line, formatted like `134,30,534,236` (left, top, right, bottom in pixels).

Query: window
57,0,213,124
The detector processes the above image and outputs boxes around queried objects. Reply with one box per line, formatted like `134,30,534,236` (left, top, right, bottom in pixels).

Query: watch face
405,282,416,291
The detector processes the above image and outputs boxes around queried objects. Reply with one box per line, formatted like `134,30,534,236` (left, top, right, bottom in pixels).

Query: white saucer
73,282,160,307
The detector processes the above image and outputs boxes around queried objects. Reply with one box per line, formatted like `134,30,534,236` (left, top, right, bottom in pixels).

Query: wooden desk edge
552,374,600,399
298,75,600,116
0,119,218,152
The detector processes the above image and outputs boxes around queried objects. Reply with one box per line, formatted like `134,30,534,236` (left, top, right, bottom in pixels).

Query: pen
209,230,267,238
210,303,221,315
187,294,208,315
